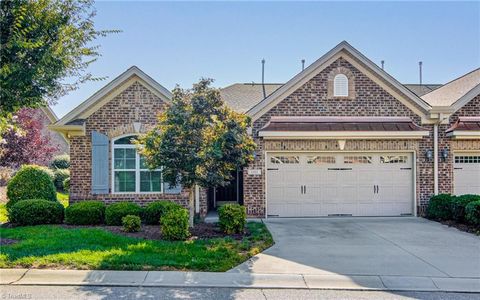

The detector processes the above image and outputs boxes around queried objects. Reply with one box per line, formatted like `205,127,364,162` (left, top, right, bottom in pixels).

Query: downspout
433,124,439,195
433,114,449,195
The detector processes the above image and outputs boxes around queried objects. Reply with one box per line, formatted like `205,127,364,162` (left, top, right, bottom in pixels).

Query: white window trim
111,134,163,194
333,74,349,97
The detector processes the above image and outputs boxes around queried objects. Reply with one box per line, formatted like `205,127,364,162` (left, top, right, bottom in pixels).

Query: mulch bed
60,222,249,241
438,219,480,235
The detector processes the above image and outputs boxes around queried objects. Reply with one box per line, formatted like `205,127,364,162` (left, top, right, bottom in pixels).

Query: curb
1,269,479,293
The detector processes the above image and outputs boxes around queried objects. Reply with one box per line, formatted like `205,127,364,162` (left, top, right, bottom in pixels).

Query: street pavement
1,285,479,300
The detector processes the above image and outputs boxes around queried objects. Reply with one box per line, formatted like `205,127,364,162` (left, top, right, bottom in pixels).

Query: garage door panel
267,152,414,217
454,153,480,195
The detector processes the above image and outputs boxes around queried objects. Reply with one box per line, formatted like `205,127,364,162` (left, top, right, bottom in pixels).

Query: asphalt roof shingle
421,68,480,106
220,83,283,113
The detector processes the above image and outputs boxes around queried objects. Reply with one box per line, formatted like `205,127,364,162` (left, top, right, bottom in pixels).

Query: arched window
112,135,163,193
333,74,349,97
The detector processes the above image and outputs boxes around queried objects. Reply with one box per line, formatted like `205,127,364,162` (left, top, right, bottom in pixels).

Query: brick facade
69,81,207,217
244,57,476,217
66,61,479,219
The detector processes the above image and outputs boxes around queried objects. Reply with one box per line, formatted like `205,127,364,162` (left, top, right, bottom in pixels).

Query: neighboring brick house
51,41,479,218
37,106,69,155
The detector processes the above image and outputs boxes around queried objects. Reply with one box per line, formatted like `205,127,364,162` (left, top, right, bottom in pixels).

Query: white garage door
454,153,480,195
267,152,414,217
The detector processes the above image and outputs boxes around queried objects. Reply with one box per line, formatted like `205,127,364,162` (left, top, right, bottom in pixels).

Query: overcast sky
52,1,480,118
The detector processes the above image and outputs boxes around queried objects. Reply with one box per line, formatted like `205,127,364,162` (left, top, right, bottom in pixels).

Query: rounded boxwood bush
63,177,70,192
122,215,141,232
65,201,106,225
426,194,454,220
161,206,190,240
50,154,70,169
451,194,480,222
465,200,480,225
218,204,247,234
105,202,143,226
144,201,181,225
53,169,70,191
9,199,64,226
6,165,57,211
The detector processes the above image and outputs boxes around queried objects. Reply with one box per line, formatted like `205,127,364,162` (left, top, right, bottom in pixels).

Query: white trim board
446,131,480,139
54,66,172,127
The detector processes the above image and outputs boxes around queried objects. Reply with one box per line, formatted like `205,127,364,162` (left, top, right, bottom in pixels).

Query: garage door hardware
454,167,463,170
328,214,353,217
374,185,379,193
300,185,307,194
267,168,279,171
400,167,412,170
327,168,353,171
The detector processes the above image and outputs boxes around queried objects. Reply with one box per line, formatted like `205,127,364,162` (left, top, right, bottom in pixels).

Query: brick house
50,41,479,218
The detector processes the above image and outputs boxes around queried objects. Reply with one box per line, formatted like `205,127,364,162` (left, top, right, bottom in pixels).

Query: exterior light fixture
425,149,433,162
441,148,449,162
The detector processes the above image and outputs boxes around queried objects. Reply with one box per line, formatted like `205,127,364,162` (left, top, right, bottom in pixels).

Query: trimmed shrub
63,177,70,192
50,154,70,169
465,200,480,226
6,165,57,211
53,169,70,191
426,194,454,220
161,206,190,240
9,199,64,226
451,195,480,222
122,215,141,232
218,204,247,234
105,202,143,226
144,201,181,225
65,201,106,225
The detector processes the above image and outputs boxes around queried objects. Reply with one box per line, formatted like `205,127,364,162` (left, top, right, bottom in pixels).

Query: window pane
125,158,136,169
114,136,136,145
140,171,162,192
270,156,300,164
140,156,148,169
125,148,136,158
114,171,136,192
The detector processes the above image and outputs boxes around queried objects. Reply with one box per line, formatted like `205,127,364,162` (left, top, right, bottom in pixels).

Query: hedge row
427,194,480,225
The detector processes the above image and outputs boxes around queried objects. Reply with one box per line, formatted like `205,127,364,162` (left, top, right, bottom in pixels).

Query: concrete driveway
231,217,480,278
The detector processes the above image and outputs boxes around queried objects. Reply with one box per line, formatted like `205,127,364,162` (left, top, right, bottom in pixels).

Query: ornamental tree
0,108,59,168
138,79,256,225
0,0,117,133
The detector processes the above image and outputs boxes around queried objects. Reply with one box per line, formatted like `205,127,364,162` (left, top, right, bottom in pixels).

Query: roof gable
54,66,172,126
421,68,480,112
247,41,432,121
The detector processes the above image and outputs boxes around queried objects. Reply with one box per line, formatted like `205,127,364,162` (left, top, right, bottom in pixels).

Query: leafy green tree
0,0,117,119
138,79,256,225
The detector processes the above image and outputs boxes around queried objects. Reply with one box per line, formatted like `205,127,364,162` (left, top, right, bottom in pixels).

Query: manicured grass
0,222,273,271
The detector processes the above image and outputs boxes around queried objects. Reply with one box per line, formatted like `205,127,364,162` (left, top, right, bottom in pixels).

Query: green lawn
0,222,273,271
0,192,68,224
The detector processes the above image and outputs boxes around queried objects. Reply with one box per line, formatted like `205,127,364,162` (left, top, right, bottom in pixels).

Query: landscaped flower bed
426,193,480,234
0,222,273,271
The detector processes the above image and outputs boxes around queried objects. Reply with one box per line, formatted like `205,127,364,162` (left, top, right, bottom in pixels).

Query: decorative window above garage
334,74,348,97
327,66,355,99
270,156,300,164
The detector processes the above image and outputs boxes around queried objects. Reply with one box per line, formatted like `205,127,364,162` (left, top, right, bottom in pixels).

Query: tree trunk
188,189,194,227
